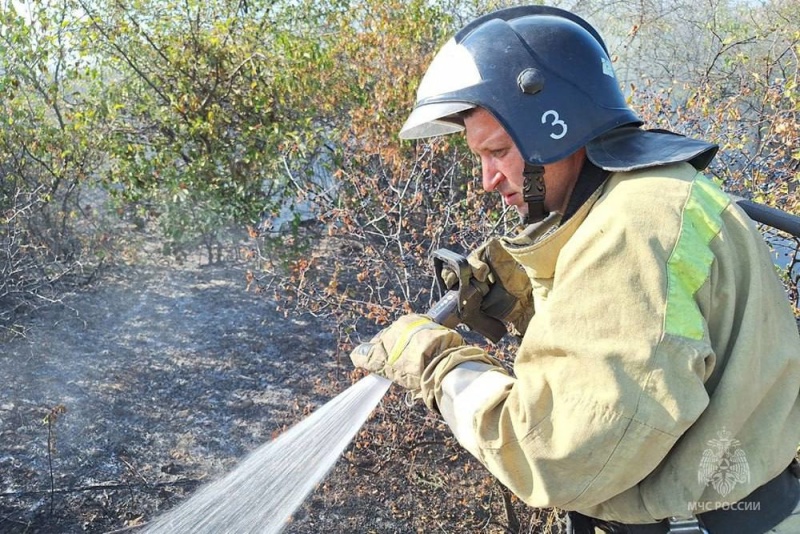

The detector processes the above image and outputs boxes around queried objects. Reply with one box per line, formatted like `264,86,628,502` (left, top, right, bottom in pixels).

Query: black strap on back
566,465,800,534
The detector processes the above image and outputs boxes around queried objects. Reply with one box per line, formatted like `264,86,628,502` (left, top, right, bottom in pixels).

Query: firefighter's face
465,108,585,215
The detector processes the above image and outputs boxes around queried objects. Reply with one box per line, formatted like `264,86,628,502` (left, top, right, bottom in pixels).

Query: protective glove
350,313,464,392
441,238,533,336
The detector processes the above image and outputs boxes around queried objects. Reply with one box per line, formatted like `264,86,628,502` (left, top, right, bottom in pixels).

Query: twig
103,522,150,533
0,478,203,498
43,405,67,516
119,456,149,485
0,513,30,528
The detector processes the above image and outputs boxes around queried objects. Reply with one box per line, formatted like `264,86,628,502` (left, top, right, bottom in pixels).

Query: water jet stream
143,374,391,534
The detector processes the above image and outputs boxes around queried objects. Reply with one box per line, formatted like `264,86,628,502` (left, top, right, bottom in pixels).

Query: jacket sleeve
423,176,720,514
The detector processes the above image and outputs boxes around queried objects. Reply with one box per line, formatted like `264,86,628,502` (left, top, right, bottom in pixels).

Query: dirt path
0,255,347,533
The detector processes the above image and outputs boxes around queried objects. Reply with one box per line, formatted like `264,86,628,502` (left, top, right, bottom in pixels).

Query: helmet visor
399,101,474,139
399,38,482,140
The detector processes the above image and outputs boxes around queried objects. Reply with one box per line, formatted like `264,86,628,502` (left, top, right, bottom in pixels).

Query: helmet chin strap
522,163,548,224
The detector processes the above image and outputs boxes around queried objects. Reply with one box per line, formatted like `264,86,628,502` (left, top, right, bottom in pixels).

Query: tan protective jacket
422,163,800,522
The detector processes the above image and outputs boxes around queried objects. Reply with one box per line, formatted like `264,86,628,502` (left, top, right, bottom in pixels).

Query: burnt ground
0,236,564,534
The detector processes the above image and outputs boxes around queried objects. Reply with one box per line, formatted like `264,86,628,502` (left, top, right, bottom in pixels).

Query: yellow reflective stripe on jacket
664,176,730,340
388,317,443,364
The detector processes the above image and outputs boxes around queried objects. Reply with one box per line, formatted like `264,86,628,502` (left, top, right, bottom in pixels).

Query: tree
70,0,338,261
0,0,106,335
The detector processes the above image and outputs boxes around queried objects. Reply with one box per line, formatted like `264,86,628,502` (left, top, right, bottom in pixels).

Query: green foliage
69,0,335,260
6,0,795,318
0,1,106,334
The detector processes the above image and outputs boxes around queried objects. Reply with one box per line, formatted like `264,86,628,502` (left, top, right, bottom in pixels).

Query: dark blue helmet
400,6,642,166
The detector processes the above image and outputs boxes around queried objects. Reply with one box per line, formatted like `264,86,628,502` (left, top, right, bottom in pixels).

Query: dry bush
245,2,799,532
0,177,107,338
1,3,111,337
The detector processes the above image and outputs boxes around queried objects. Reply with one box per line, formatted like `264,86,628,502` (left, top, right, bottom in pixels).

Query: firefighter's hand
350,314,464,392
441,239,533,336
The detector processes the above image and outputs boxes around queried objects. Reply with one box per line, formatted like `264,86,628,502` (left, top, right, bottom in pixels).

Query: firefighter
350,6,800,533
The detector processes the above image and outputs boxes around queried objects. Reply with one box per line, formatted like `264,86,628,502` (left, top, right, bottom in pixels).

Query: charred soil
0,241,560,534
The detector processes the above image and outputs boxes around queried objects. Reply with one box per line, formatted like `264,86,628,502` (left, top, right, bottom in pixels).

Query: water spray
139,245,492,533
143,374,391,533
